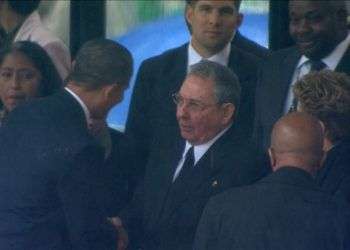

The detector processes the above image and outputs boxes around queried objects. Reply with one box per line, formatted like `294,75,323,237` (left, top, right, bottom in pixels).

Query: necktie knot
309,59,326,72
173,146,194,182
183,146,194,168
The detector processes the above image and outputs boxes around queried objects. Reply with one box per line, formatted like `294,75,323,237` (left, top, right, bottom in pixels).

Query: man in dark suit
115,61,264,250
194,112,350,250
0,38,133,249
88,116,138,213
126,0,262,186
254,0,350,156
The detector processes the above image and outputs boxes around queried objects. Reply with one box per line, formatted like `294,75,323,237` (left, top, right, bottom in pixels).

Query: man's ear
268,147,276,171
221,103,235,125
236,13,243,28
103,83,123,105
185,3,194,27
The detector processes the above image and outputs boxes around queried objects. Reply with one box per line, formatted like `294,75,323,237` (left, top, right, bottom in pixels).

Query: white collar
187,40,231,70
64,87,91,125
183,124,231,164
296,31,350,70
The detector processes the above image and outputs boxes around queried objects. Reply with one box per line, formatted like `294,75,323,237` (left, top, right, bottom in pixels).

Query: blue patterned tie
289,60,327,112
310,59,326,72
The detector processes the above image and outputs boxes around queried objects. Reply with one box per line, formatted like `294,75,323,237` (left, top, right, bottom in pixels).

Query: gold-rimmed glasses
172,92,219,113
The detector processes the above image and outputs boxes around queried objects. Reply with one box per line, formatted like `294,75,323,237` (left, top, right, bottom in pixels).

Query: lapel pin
212,180,218,187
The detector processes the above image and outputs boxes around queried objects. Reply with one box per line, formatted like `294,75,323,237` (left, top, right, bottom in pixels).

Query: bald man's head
269,112,324,175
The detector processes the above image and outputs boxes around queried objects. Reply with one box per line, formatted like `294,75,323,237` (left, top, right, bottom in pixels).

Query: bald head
269,112,324,175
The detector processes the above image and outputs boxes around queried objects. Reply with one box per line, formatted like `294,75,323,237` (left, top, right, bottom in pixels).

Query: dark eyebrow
197,3,212,9
305,10,324,18
219,6,235,13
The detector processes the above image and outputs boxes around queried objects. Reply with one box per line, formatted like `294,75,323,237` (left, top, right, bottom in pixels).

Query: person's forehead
289,0,328,14
193,0,236,9
2,51,34,68
181,75,215,98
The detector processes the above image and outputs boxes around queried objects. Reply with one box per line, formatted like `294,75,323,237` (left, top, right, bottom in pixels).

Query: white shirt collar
64,87,91,125
296,31,350,71
183,124,232,164
187,40,231,70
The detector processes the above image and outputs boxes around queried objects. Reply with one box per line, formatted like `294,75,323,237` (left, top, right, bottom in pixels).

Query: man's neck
190,41,223,59
274,159,316,176
308,30,349,60
66,83,107,121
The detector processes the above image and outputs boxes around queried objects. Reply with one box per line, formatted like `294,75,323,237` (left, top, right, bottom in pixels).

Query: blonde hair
294,70,350,143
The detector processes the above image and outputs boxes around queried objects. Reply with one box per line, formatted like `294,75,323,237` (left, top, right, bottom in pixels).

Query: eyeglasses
172,92,218,113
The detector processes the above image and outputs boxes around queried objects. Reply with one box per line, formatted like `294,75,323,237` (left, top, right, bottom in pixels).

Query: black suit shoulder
138,43,187,75
230,44,261,69
260,46,299,69
2,90,91,148
317,139,350,202
228,45,261,139
233,32,270,59
195,167,350,250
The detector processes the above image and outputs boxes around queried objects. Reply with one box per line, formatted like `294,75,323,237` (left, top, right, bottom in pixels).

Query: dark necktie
174,146,194,182
289,59,327,113
309,59,327,72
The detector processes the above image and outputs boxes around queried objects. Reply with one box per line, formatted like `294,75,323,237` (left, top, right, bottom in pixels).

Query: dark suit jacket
232,31,270,59
253,45,350,156
122,126,265,250
316,138,350,203
102,128,139,216
126,43,260,182
0,90,115,250
194,167,350,250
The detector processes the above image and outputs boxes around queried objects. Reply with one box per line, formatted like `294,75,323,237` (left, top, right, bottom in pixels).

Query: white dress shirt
172,125,231,181
187,40,231,71
284,32,350,113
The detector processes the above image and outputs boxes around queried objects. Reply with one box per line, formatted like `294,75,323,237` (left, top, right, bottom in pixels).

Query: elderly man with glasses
113,60,265,250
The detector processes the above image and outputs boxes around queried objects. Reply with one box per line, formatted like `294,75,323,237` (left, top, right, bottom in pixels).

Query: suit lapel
168,44,188,92
161,127,234,221
273,48,300,117
159,44,187,107
336,46,350,74
154,44,188,129
149,137,185,226
227,46,246,81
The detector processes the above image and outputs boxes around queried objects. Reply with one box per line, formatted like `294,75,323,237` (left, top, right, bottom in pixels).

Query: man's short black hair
185,0,242,10
67,38,133,90
8,0,41,16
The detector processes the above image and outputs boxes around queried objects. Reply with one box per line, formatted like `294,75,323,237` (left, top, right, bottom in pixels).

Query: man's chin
203,40,229,54
297,44,331,60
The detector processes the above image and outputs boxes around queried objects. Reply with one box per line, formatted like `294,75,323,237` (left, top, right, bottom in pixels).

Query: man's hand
108,216,129,250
